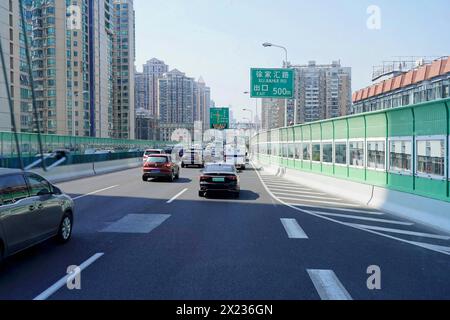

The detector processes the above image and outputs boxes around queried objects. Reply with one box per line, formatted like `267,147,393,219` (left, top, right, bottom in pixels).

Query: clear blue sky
134,0,450,120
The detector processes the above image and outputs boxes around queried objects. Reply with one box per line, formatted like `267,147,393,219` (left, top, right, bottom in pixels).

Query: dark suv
0,169,74,263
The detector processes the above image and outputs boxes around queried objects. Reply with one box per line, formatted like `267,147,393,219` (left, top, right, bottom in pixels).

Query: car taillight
200,176,208,181
164,163,171,168
227,176,237,181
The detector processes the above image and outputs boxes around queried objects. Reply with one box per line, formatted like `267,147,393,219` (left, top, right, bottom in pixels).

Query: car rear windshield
205,165,235,173
145,150,161,155
147,156,168,163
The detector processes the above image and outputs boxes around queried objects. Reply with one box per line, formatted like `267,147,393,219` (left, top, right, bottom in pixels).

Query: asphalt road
0,164,450,300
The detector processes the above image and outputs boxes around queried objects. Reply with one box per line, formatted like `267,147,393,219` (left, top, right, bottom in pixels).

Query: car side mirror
52,186,62,195
37,189,51,196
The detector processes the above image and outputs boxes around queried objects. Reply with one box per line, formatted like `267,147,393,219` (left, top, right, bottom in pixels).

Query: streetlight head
262,42,272,48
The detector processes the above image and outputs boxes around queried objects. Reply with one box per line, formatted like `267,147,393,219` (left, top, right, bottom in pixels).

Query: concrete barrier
253,158,450,235
33,157,142,183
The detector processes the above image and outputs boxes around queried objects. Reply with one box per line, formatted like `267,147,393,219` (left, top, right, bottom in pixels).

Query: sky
134,0,450,121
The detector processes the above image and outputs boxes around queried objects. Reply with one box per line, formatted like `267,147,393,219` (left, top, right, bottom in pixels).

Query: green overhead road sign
250,68,294,99
210,107,230,130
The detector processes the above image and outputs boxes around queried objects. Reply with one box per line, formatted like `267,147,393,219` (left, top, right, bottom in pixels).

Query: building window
312,143,321,162
302,143,311,161
335,142,347,165
322,143,333,163
389,139,412,173
367,140,386,170
416,138,446,178
295,143,302,159
288,143,295,158
349,141,365,167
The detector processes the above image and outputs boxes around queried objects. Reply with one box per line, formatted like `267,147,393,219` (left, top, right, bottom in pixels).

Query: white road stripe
264,182,312,190
345,223,450,240
253,162,450,256
307,270,352,300
280,218,309,239
276,194,342,201
167,188,188,204
270,188,328,196
310,206,384,215
282,198,359,207
312,211,414,226
408,241,450,252
34,253,104,300
73,185,119,200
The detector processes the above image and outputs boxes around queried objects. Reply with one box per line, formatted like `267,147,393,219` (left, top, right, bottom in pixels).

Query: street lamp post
243,91,259,132
262,42,292,127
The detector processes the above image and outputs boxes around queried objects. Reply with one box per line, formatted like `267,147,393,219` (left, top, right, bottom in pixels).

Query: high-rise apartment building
0,1,136,138
293,61,351,124
193,76,211,130
261,98,285,130
142,58,168,116
89,0,115,137
158,69,194,124
113,0,135,139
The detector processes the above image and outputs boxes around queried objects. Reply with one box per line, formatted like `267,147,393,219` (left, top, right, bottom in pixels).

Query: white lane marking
252,163,450,256
270,188,328,196
280,218,309,239
167,188,188,204
34,253,104,300
264,182,313,190
282,198,358,207
309,206,384,215
73,185,119,200
408,241,450,252
312,211,414,226
307,270,352,300
345,223,450,240
277,194,342,201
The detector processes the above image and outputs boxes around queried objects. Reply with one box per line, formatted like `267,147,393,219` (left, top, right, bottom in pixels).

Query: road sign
250,68,294,99
210,108,230,130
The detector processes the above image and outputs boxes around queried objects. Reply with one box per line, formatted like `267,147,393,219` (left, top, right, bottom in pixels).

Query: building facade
113,0,135,139
135,108,159,141
352,57,450,114
142,58,168,116
1,0,136,139
293,61,351,124
261,98,285,130
158,69,194,124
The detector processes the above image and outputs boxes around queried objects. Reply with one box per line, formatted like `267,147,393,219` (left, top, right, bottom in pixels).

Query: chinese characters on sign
250,68,294,99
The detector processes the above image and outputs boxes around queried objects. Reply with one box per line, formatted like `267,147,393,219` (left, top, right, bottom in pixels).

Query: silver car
0,169,74,263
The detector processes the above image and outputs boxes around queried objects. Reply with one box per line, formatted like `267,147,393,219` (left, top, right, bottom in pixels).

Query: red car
142,154,180,182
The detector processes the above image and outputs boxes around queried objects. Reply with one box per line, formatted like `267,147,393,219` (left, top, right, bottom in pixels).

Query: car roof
0,168,23,176
146,154,169,158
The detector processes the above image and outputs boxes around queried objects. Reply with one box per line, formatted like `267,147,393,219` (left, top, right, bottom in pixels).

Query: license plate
212,177,225,182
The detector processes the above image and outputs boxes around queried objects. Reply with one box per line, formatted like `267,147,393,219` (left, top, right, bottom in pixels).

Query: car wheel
181,163,185,168
198,191,204,197
168,171,175,182
232,192,240,199
56,212,73,243
142,175,148,182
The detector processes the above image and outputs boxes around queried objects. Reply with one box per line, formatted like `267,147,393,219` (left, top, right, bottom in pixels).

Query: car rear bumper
143,170,171,178
199,182,239,192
